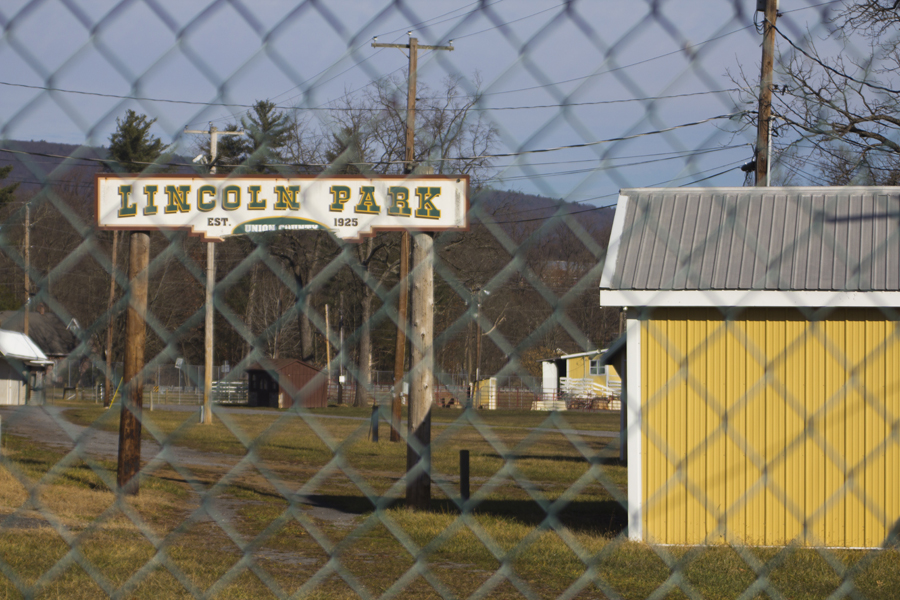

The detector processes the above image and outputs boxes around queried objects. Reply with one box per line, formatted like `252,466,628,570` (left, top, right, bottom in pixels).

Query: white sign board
96,174,469,242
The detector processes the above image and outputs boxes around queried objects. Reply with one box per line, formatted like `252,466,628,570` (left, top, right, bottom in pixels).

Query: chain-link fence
1,0,900,598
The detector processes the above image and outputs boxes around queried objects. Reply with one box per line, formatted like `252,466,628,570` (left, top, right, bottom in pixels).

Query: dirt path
0,405,377,524
0,405,239,468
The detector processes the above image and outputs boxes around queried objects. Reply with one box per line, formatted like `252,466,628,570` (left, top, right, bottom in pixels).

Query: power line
266,0,510,106
0,113,746,168
494,143,747,168
451,1,567,41
475,1,838,100
0,79,743,116
264,0,833,116
198,2,506,127
490,144,744,183
440,112,746,160
491,160,746,224
198,0,525,128
772,23,900,95
478,25,754,98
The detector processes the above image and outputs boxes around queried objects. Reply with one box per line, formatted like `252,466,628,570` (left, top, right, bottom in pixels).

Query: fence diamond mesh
1,0,900,598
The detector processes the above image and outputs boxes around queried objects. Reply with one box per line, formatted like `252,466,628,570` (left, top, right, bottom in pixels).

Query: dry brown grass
0,406,898,599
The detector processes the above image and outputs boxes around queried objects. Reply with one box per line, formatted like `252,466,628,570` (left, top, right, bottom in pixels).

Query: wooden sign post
116,231,149,495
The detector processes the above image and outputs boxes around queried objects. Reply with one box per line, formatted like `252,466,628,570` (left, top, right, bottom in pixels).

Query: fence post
460,449,470,502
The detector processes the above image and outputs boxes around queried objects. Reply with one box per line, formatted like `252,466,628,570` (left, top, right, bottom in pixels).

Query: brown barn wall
275,360,328,409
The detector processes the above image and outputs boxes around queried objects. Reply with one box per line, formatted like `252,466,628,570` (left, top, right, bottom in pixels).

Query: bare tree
733,1,900,184
320,73,497,402
326,73,498,185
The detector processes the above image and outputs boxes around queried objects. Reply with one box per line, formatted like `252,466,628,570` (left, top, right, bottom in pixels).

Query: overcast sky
0,0,843,205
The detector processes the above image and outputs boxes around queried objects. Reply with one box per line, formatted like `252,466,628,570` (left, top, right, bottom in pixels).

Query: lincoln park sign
96,174,469,241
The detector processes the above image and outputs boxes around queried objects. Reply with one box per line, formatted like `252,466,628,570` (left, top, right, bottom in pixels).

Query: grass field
0,403,898,599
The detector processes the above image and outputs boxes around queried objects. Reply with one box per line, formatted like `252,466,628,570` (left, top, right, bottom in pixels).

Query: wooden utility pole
372,35,452,452
391,230,409,442
325,304,332,378
23,203,30,337
184,124,245,424
117,231,149,495
104,231,119,408
407,230,435,508
22,203,32,404
755,0,778,186
474,291,483,406
337,293,344,405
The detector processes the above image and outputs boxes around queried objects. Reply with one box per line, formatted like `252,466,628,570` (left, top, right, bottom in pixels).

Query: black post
371,404,379,443
460,449,470,502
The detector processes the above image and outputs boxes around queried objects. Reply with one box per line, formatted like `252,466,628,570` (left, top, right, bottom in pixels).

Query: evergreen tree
0,165,19,208
107,110,172,173
241,100,291,173
216,123,249,171
324,126,366,175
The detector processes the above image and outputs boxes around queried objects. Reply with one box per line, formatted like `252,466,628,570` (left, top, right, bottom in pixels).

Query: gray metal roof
600,187,900,292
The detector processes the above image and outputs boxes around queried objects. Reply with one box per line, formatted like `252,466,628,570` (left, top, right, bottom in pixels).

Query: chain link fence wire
1,0,899,598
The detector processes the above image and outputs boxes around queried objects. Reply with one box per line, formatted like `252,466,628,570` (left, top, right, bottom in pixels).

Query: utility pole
184,124,245,424
755,0,778,186
117,230,150,495
325,304,332,380
23,202,31,404
105,231,118,408
23,202,30,337
373,35,452,447
474,290,483,406
373,33,453,508
337,294,344,405
407,225,435,508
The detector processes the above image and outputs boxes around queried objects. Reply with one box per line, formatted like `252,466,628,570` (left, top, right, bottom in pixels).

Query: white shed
0,329,52,405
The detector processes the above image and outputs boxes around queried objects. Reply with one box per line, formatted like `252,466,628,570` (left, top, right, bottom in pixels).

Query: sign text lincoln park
96,174,469,241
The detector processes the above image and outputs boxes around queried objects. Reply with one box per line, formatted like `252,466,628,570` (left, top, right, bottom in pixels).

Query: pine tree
107,110,172,173
241,100,291,173
0,165,19,208
214,123,249,171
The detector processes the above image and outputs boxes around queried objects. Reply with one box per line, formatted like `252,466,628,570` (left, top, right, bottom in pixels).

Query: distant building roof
600,187,900,308
540,349,604,363
247,358,321,373
0,311,78,357
0,329,51,366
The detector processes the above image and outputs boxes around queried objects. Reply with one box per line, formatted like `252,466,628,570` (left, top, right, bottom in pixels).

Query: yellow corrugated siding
642,308,900,546
567,356,588,379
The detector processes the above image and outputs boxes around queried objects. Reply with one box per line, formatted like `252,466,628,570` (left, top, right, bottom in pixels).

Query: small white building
0,329,52,405
540,349,622,399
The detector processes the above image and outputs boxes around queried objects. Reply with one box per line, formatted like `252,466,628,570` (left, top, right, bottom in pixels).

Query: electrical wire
489,144,744,183
197,0,515,127
491,160,746,224
435,112,746,160
477,24,754,98
266,0,510,105
772,23,900,94
0,80,744,113
449,1,567,41
492,143,747,167
0,112,746,167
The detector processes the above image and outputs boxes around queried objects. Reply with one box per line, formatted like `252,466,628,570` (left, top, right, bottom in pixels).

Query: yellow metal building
600,187,900,548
